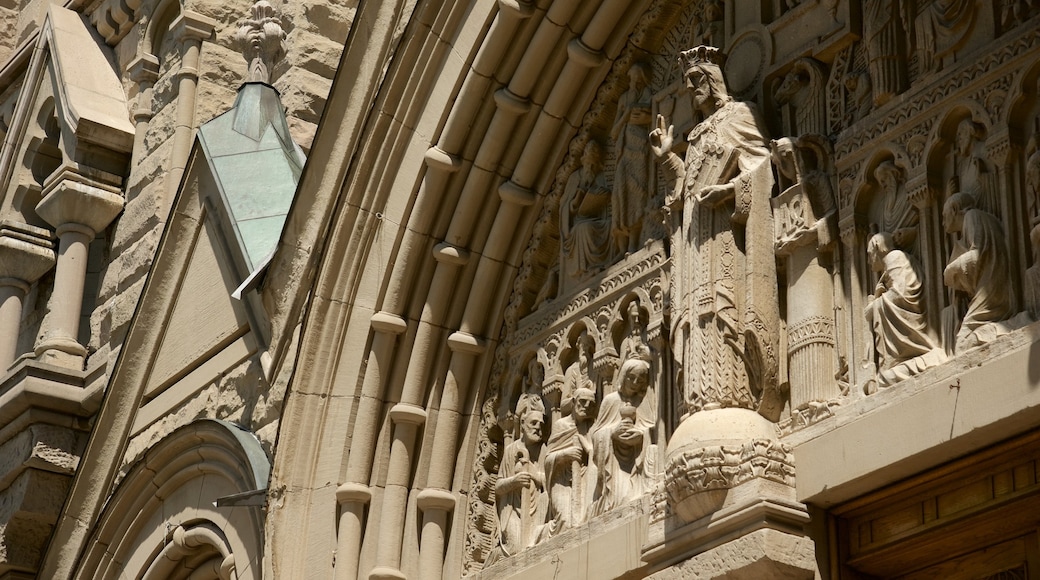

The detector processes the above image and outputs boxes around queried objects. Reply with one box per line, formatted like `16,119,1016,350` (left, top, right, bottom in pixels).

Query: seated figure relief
942,192,1014,352
864,232,943,387
560,141,612,284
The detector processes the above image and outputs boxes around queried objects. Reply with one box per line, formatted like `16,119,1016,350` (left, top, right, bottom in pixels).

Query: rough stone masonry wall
85,0,354,381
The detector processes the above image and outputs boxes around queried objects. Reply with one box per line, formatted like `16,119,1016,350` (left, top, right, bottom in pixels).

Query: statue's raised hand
649,114,674,159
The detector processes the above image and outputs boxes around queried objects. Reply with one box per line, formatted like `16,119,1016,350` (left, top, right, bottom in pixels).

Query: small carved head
770,138,797,181
679,46,728,112
866,232,895,272
580,140,603,171
525,358,544,391
575,329,596,367
626,300,645,330
573,387,598,421
873,160,902,194
520,412,544,444
955,117,984,157
515,394,545,444
618,347,651,399
628,61,652,89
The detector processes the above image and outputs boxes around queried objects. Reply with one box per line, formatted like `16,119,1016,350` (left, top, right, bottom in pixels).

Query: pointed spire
234,1,286,84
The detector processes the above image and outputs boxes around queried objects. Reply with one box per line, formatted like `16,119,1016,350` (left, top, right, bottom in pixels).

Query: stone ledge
471,499,651,580
643,479,810,572
790,322,1040,507
0,359,104,433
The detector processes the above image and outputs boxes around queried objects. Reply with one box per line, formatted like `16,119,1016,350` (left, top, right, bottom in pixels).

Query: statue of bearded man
649,46,782,420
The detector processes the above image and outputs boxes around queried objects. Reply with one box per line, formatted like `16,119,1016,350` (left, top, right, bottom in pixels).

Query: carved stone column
417,330,485,580
127,54,160,186
786,250,838,409
334,311,407,580
34,175,124,367
840,218,869,389
988,132,1025,309
0,222,55,371
370,403,425,580
773,188,838,410
166,12,215,210
906,178,942,334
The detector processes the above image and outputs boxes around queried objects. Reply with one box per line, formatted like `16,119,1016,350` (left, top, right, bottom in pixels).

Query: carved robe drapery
945,208,1012,351
542,415,596,535
589,388,654,517
864,0,914,105
561,161,612,280
665,100,780,416
612,81,653,254
488,439,548,561
866,248,939,384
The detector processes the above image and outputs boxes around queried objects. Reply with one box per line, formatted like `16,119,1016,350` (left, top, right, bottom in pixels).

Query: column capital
416,488,456,513
0,221,55,283
371,311,408,335
170,11,216,45
36,175,124,235
388,403,427,425
336,483,372,505
128,53,160,86
447,331,486,354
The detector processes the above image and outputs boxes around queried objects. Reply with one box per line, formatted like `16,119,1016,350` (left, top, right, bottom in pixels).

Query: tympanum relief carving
469,1,1040,568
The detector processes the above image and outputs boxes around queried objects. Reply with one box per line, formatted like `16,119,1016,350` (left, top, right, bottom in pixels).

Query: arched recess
265,0,692,578
77,419,268,580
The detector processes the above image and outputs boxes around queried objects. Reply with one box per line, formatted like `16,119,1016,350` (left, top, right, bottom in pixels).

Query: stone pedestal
647,408,816,579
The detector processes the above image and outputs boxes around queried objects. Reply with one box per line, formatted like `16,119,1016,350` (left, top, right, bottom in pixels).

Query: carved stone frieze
664,439,796,504
836,27,1040,160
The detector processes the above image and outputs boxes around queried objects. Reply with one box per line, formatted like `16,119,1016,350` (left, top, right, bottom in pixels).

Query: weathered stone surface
647,529,816,580
274,67,331,125
286,29,343,80
0,470,71,573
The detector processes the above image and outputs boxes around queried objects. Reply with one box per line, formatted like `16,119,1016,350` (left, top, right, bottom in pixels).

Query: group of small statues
487,344,656,563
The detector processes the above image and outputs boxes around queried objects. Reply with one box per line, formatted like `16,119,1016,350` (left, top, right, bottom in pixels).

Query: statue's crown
678,45,724,71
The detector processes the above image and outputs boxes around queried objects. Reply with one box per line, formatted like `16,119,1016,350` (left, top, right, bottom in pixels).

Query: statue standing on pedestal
650,45,781,420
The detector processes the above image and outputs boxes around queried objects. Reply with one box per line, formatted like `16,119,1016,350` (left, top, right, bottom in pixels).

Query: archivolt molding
268,0,677,577
79,419,267,580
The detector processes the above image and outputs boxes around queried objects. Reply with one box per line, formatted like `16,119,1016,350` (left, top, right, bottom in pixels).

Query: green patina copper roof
198,82,304,273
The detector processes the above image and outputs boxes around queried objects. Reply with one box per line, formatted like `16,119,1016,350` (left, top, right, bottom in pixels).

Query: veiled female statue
590,347,655,517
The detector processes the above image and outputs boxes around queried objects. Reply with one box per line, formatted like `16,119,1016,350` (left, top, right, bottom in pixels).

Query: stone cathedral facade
1,0,1040,579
